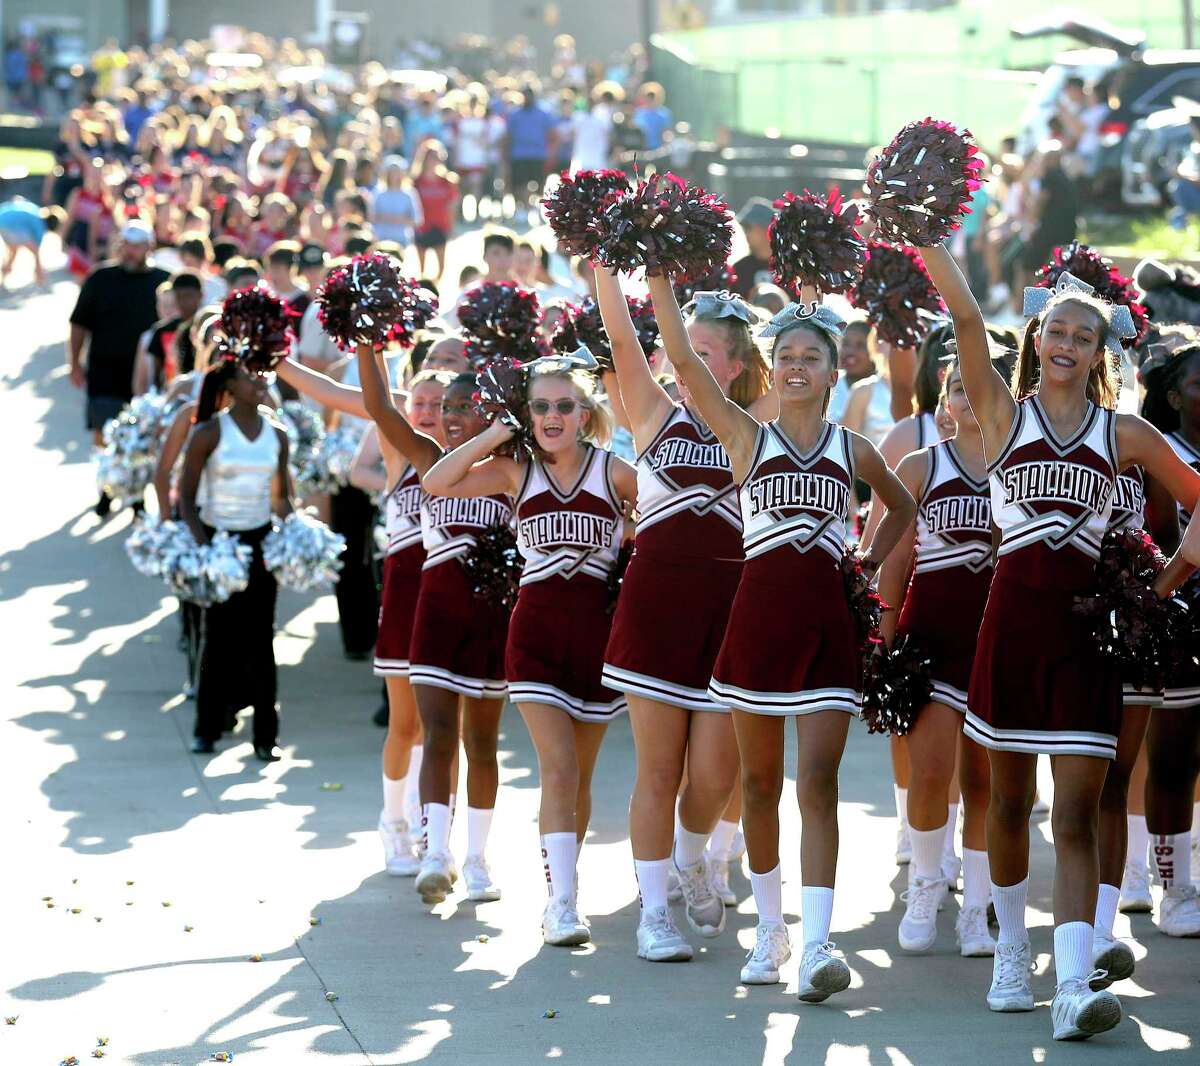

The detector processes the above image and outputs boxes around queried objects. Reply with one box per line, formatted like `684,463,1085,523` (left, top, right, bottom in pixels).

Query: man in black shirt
731,197,776,298
69,219,170,512
1017,143,1079,307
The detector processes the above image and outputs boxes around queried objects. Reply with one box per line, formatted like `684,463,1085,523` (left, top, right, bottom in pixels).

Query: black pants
180,600,202,689
330,486,379,655
194,524,278,745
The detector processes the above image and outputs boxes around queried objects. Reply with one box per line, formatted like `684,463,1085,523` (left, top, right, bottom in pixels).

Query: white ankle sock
910,823,946,882
466,807,493,859
1153,832,1192,888
962,848,991,910
1094,883,1120,941
423,802,451,856
382,773,407,823
1053,921,1094,985
801,885,834,948
635,858,671,913
541,831,577,901
674,826,709,869
894,785,909,828
750,864,782,925
1127,814,1149,871
943,803,959,861
991,878,1029,945
708,819,738,862
405,746,423,809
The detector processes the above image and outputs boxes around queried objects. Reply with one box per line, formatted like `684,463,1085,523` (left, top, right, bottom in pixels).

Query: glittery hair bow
1022,271,1138,357
759,301,847,343
682,289,763,325
525,345,599,376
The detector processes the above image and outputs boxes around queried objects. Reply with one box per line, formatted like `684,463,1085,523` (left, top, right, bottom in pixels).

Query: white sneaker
542,895,590,947
907,861,947,911
1158,884,1200,936
739,921,791,984
896,823,912,865
942,852,962,892
462,855,500,902
709,858,737,906
899,876,947,952
415,851,454,903
378,814,420,876
987,940,1035,1012
666,865,682,902
1051,977,1122,1040
636,906,693,962
1090,936,1135,989
674,858,725,937
1118,859,1153,913
1192,841,1200,885
729,828,746,862
797,941,852,1003
955,905,996,957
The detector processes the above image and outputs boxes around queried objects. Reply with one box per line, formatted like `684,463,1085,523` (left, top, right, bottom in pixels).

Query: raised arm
645,273,760,475
920,244,1013,446
851,431,917,568
876,450,926,644
595,268,671,440
356,343,442,476
421,421,523,498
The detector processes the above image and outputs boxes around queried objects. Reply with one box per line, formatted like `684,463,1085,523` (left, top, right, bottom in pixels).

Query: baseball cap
121,219,154,244
736,197,775,230
298,242,328,269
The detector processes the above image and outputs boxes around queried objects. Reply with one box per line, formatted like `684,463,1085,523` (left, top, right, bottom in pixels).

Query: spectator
178,231,227,304
571,84,619,172
550,93,576,172
5,38,28,110
454,96,492,215
505,87,556,207
480,227,515,283
1015,142,1078,309
0,198,62,286
372,155,421,249
1169,112,1200,230
405,94,444,160
731,198,776,297
265,240,309,313
633,82,673,151
412,142,459,282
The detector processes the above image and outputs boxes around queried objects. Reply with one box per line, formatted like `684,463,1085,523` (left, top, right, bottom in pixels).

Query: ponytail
1011,294,1121,411
194,357,238,423
1141,342,1200,434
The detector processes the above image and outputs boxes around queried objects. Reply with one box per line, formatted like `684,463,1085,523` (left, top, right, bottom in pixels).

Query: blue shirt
4,48,26,85
506,105,556,161
404,112,444,159
123,104,154,142
634,106,673,151
0,200,44,243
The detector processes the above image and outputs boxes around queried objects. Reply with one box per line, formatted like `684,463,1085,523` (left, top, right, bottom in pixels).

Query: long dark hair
1141,342,1200,434
194,354,239,423
1012,293,1121,410
915,323,954,414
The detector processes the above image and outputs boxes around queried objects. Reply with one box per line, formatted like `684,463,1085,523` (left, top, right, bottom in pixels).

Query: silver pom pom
94,392,177,505
159,525,253,606
262,511,347,591
124,515,178,577
278,401,328,494
322,424,363,488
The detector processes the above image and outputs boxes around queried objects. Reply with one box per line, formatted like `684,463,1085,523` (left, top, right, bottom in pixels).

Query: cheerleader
876,360,995,957
424,354,636,947
658,291,915,998
921,243,1200,1040
595,272,770,960
1139,342,1200,937
177,353,292,760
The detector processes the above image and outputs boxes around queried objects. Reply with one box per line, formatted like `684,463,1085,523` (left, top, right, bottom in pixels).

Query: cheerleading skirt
1123,683,1165,708
407,559,509,701
506,575,627,723
1162,661,1200,711
602,549,742,713
373,545,426,677
965,564,1120,760
707,558,861,717
897,566,994,715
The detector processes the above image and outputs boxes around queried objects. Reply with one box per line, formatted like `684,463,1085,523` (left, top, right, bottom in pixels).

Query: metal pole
1186,0,1196,51
642,0,655,78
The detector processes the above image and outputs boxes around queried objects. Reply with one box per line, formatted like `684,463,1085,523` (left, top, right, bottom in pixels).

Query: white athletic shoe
1090,936,1135,988
895,823,912,865
955,905,996,957
636,906,694,962
542,895,590,947
462,855,500,902
674,858,726,937
1158,884,1200,937
1051,977,1122,1040
907,861,947,910
898,876,947,952
797,941,852,1003
1192,841,1200,885
739,921,791,984
666,865,682,903
729,828,746,862
709,858,737,905
1119,859,1153,914
987,940,1035,1012
378,814,421,877
415,851,455,904
942,852,962,892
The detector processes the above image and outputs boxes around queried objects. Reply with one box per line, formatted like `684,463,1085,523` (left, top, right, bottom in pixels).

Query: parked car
1120,102,1196,208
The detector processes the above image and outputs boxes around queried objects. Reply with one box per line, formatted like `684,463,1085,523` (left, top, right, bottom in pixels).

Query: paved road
1,245,1197,1066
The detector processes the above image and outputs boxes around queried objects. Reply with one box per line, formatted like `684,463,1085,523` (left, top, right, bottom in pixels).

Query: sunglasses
441,401,476,416
529,399,579,416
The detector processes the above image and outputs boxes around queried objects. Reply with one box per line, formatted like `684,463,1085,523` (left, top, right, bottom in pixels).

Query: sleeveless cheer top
740,421,854,574
914,411,939,451
912,440,993,577
384,463,424,556
1107,468,1147,533
421,488,514,571
989,396,1118,589
1167,432,1200,529
514,445,624,586
635,404,742,561
199,411,279,531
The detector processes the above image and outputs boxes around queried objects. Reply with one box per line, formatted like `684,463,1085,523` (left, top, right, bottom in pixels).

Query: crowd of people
23,31,1200,1050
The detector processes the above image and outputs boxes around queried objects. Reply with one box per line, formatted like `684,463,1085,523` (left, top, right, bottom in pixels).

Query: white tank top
199,411,279,531
858,375,894,446
913,411,939,450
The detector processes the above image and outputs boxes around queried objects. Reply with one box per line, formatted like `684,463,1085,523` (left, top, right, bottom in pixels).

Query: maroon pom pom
220,285,298,368
769,188,866,297
542,169,631,258
473,356,535,459
457,282,545,367
866,118,984,245
841,550,888,656
851,241,945,348
673,261,739,305
593,172,733,279
607,542,634,613
315,253,439,352
1034,241,1150,347
861,635,935,736
551,296,659,370
462,522,523,610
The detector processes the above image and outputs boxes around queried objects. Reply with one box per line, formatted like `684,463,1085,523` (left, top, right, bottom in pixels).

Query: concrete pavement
1,246,1197,1065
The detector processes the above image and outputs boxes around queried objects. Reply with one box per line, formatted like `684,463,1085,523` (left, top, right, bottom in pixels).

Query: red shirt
415,174,457,233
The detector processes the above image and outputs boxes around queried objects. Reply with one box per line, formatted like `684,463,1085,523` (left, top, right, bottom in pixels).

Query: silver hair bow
1022,271,1138,357
682,290,763,325
525,345,600,376
759,301,847,343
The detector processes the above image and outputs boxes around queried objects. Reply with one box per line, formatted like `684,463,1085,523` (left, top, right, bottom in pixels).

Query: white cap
121,219,154,244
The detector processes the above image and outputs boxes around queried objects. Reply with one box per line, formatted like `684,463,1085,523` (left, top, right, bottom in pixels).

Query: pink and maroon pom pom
1035,241,1150,347
840,550,888,657
769,188,866,297
866,118,984,245
220,285,298,368
315,253,438,352
472,356,535,459
593,172,733,279
542,169,631,258
458,281,545,367
462,522,523,610
551,295,659,370
861,635,935,736
673,261,739,305
851,241,945,348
